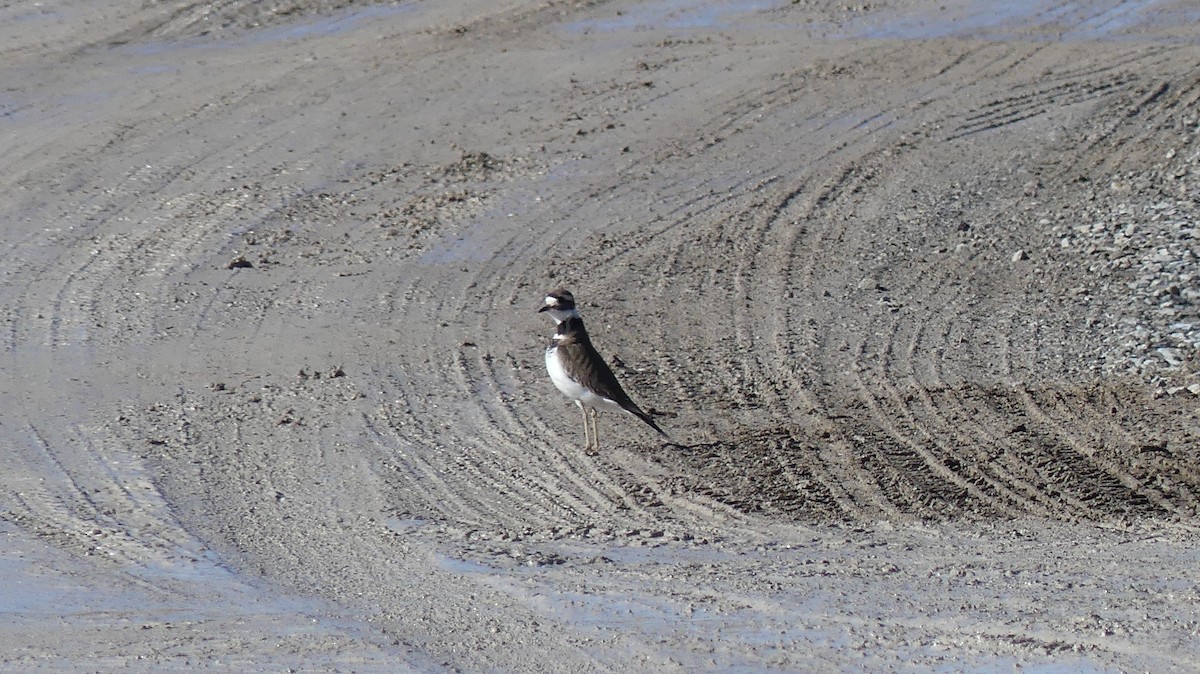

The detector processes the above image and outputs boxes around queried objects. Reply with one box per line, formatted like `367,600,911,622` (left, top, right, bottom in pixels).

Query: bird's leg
590,407,601,453
579,404,592,451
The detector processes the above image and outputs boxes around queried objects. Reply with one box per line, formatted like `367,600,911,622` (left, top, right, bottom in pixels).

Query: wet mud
3,1,1200,671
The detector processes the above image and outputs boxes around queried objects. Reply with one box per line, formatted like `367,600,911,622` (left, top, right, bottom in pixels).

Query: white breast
546,346,587,403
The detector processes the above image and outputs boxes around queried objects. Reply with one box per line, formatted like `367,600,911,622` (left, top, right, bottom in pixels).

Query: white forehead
544,295,557,305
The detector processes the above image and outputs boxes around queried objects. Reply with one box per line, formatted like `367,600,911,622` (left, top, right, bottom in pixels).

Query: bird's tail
633,407,668,437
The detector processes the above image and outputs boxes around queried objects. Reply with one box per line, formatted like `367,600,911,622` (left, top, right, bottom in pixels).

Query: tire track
944,45,1169,141
901,307,1093,519
659,36,1200,524
870,312,1037,516
7,2,1200,671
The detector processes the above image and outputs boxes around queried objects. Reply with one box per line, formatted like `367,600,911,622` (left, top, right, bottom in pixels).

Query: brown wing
561,338,667,436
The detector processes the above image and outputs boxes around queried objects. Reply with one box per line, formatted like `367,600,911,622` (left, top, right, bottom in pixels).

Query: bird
538,288,666,452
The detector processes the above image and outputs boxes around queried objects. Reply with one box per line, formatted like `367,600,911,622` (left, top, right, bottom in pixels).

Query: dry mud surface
4,0,1200,671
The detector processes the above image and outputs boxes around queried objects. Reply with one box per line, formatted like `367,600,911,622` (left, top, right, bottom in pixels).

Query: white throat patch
542,301,580,325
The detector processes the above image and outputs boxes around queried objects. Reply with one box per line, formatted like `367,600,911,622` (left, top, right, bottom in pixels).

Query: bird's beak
537,305,551,313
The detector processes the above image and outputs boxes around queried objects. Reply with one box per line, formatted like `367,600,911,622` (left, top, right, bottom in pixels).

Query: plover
539,289,666,451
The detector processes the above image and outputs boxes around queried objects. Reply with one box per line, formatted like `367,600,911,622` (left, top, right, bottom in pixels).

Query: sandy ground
4,0,1200,671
